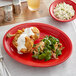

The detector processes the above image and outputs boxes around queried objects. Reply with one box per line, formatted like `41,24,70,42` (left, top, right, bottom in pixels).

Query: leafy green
37,46,41,54
56,49,62,57
47,45,52,50
49,35,52,38
51,44,55,50
45,39,51,45
32,35,63,61
45,55,51,61
38,53,46,60
38,46,41,52
32,55,39,59
33,44,36,47
49,37,59,44
38,50,51,61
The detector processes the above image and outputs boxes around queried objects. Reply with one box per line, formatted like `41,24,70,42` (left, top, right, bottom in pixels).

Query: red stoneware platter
3,23,72,67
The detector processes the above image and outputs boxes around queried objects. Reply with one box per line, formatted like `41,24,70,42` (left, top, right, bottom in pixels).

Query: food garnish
32,36,64,61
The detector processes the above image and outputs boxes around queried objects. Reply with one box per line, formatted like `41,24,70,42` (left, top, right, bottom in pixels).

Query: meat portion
19,37,34,53
12,29,24,48
11,27,40,54
25,37,34,52
33,41,45,53
30,27,40,40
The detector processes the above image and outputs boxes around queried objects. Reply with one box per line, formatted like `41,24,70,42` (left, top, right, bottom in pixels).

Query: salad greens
32,35,64,61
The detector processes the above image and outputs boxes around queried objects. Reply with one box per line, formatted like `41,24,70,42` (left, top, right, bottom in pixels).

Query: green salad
32,36,64,61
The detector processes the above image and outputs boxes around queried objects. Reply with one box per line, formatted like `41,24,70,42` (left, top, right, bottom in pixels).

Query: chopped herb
38,46,40,51
33,44,36,47
56,49,62,57
32,55,39,59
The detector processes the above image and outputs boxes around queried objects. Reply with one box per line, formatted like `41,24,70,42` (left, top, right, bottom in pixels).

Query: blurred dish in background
54,2,75,20
49,0,76,22
27,0,40,11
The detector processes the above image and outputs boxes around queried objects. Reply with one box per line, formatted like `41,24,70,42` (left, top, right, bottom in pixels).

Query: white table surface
0,16,76,76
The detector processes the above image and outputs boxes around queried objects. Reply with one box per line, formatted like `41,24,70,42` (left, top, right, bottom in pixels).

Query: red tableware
3,23,72,67
49,0,76,22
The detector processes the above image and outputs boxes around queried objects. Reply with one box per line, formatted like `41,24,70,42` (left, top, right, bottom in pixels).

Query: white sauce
23,27,34,36
17,27,34,54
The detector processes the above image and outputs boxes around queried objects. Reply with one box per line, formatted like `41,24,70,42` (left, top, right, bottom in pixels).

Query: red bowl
49,0,76,22
3,23,72,67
